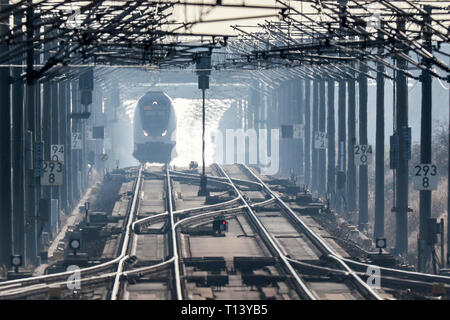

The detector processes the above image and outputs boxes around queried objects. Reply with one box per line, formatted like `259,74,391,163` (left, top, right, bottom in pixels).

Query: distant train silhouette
133,91,176,163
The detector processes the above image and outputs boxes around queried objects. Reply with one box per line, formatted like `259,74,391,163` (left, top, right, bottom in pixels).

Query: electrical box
50,199,59,235
93,126,105,139
400,126,411,161
389,134,398,169
337,171,346,189
196,54,211,76
25,131,33,170
196,54,211,90
39,198,51,222
79,68,94,91
81,91,92,105
281,125,293,138
426,218,438,245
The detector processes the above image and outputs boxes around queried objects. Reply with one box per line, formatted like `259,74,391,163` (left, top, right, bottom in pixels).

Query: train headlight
143,130,148,137
162,130,167,137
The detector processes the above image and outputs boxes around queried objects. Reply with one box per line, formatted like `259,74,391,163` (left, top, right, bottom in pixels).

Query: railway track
2,164,450,300
122,165,306,300
214,164,382,300
0,166,144,299
215,165,316,299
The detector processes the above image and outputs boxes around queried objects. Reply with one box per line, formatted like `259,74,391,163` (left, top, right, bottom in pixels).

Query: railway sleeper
183,257,227,271
233,257,277,272
136,226,166,234
294,206,323,215
185,274,229,287
205,195,235,205
241,274,287,287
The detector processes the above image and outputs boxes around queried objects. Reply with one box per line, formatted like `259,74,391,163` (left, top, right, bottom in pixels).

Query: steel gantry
0,0,448,275
211,0,450,270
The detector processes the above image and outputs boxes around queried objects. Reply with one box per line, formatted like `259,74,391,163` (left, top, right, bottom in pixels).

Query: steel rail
0,167,143,290
0,168,242,295
165,166,183,300
174,205,246,228
0,258,176,300
168,169,264,189
133,204,247,233
287,257,450,295
240,164,383,300
339,257,450,285
132,194,242,231
110,166,144,300
0,171,243,299
215,164,317,300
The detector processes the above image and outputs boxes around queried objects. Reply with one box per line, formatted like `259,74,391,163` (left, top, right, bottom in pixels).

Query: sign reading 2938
40,160,63,186
413,164,438,191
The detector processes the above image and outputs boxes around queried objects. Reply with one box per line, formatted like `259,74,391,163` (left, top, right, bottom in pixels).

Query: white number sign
413,164,438,191
314,131,328,149
71,133,82,150
293,124,304,139
40,160,63,186
50,144,65,163
354,145,373,166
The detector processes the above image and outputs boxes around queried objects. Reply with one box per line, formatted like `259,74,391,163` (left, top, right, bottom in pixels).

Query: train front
133,91,176,164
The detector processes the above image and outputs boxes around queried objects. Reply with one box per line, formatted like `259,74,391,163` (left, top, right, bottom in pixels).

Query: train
133,91,177,163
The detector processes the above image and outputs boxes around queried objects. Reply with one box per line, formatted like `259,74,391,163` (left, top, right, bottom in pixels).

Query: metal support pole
304,79,311,188
448,51,450,268
287,82,295,175
298,79,304,177
327,78,335,207
374,27,386,239
198,87,209,196
337,0,348,213
66,83,72,209
202,89,206,174
347,70,357,214
286,82,294,176
395,16,410,255
253,83,260,166
358,63,369,230
71,81,80,202
42,72,51,236
42,29,52,239
0,0,12,267
312,79,319,193
25,1,38,266
318,79,326,197
34,25,42,257
418,6,433,272
337,79,347,212
278,84,286,174
81,118,86,192
59,81,68,215
51,81,59,206
12,11,25,258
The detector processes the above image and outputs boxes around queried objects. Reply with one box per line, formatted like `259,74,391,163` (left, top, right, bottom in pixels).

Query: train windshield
139,99,171,136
